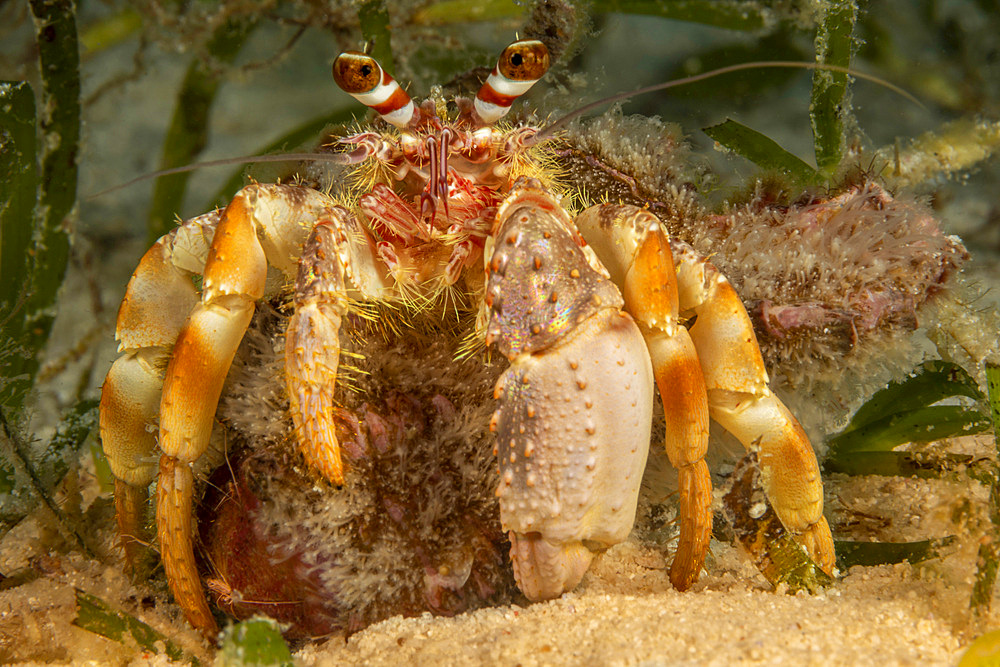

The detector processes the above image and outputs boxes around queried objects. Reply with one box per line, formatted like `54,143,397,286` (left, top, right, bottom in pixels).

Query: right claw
284,219,349,486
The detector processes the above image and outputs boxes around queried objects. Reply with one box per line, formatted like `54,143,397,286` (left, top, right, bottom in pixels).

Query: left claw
487,180,833,600
486,180,654,600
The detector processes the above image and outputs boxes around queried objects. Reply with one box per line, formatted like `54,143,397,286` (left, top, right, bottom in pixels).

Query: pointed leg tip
799,516,836,575
668,563,699,592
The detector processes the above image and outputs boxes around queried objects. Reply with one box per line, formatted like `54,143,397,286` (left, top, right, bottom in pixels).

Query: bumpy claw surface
285,218,351,485
494,310,654,599
488,181,654,600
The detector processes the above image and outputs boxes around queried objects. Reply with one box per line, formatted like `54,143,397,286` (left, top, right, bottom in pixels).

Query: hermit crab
99,38,835,638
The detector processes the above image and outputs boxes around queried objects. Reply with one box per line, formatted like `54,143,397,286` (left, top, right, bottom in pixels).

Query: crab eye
332,52,383,94
474,39,550,126
497,40,550,82
332,51,417,128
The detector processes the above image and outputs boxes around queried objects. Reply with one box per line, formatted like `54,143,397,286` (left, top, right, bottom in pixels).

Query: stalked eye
497,40,550,82
332,52,382,94
473,39,550,126
331,51,417,128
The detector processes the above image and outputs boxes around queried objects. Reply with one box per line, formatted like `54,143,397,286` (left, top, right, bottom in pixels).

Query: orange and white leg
100,183,384,637
155,187,270,636
153,184,383,636
99,211,220,572
671,240,835,574
576,205,712,591
158,185,392,635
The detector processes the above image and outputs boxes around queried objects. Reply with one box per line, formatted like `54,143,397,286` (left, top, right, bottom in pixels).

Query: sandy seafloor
0,437,995,667
0,514,983,666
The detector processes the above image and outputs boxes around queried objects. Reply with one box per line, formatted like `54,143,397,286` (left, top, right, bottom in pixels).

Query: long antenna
533,61,923,142
88,152,351,200
90,62,921,199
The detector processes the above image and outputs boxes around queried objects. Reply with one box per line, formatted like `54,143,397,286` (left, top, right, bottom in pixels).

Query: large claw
486,180,834,600
494,309,654,599
486,179,653,600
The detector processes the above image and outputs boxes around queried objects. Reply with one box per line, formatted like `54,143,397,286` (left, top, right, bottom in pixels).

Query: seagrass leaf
703,118,821,185
73,588,199,665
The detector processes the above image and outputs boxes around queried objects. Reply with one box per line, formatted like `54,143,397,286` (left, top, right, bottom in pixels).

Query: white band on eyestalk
377,99,416,128
349,75,416,128
486,73,538,99
474,74,539,124
473,98,508,126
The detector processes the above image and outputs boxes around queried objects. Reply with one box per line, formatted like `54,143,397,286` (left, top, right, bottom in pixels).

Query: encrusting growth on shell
206,301,515,636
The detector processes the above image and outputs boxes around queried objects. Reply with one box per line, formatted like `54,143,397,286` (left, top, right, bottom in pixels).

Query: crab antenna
87,152,353,200
533,61,923,142
474,39,550,126
332,51,417,128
